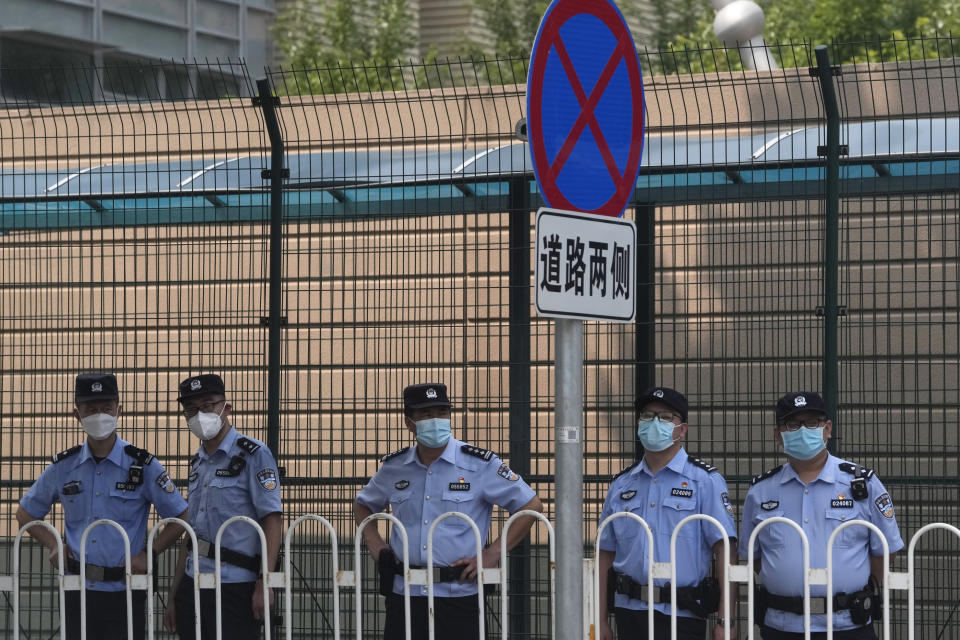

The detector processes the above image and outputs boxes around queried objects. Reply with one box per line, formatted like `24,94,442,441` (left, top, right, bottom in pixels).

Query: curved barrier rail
3,514,959,639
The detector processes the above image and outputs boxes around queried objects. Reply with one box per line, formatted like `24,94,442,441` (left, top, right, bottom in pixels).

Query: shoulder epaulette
751,465,783,485
236,437,261,455
687,455,718,473
613,459,641,481
838,462,875,480
52,445,82,464
381,446,410,464
460,444,494,461
123,445,155,466
190,453,200,467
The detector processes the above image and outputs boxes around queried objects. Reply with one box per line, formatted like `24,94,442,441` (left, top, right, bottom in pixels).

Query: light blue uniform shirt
20,436,188,592
356,437,537,597
186,427,283,583
598,448,737,617
739,454,905,632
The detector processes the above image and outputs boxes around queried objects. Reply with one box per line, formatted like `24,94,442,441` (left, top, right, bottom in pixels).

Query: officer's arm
15,505,61,553
870,553,894,583
152,508,188,554
712,539,738,633
598,549,615,620
168,537,189,599
487,496,544,553
260,511,283,574
354,500,389,560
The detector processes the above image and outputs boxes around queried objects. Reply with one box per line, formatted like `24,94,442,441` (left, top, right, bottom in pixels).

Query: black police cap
178,374,226,402
636,386,688,422
403,383,451,411
776,392,828,422
75,372,119,402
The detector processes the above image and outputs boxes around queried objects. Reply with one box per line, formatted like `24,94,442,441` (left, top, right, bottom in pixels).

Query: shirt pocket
754,509,789,549
389,491,413,520
440,490,478,531
105,485,142,521
60,487,90,526
208,475,245,520
662,498,697,538
824,509,868,548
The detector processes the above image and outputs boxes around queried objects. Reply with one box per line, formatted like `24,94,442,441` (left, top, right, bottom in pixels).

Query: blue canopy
1,118,957,230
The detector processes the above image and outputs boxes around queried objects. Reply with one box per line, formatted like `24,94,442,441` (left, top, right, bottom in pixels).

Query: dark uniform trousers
613,608,706,640
385,594,481,640
65,589,147,640
174,575,259,640
760,626,878,640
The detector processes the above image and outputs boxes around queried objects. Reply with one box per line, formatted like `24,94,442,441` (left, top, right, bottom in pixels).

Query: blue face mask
415,418,451,448
781,426,826,460
636,418,677,452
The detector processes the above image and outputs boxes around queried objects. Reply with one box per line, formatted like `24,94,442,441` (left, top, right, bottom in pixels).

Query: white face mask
80,412,118,440
187,406,225,441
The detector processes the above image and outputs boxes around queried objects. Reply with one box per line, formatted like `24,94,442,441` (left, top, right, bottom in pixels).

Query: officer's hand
48,544,73,571
47,546,60,570
454,546,499,583
598,618,614,640
163,600,177,632
131,550,149,575
712,621,737,640
252,578,274,620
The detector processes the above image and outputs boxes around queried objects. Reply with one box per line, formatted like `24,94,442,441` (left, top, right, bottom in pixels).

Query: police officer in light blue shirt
740,392,904,640
164,374,283,640
355,383,544,640
598,387,738,640
16,372,188,640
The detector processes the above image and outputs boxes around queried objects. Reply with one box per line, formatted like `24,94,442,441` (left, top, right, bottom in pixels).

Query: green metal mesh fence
0,39,958,639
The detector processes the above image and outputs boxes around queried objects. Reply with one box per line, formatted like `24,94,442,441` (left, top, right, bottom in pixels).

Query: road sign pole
555,317,583,640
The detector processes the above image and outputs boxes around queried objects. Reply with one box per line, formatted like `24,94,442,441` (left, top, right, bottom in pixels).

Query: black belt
189,538,261,573
66,557,125,582
400,563,463,583
613,573,671,603
763,586,865,616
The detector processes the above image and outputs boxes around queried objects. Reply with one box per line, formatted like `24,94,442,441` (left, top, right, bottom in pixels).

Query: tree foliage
651,0,960,74
272,0,418,93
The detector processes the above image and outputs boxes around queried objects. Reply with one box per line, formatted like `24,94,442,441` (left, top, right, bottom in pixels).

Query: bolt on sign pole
527,1,645,639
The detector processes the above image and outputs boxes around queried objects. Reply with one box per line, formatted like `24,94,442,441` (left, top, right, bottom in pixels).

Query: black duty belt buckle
809,597,827,615
85,564,107,582
196,539,214,558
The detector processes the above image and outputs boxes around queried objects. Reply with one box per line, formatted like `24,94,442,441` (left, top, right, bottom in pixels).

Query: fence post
255,77,286,461
507,176,532,639
814,46,841,453
634,203,656,460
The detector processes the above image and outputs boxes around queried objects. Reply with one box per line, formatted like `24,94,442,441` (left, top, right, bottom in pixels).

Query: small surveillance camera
514,118,527,142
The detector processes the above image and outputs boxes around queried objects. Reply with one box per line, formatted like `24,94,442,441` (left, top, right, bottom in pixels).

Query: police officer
354,383,544,640
598,387,738,640
163,374,283,640
740,392,904,640
16,372,189,640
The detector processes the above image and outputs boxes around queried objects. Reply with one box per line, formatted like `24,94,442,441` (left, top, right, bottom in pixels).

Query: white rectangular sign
534,207,636,322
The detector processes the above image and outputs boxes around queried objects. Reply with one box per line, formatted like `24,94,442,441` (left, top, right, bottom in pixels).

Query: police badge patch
620,490,637,501
497,463,519,482
257,468,278,491
395,480,410,490
874,492,895,519
155,472,176,493
721,492,733,515
760,500,779,511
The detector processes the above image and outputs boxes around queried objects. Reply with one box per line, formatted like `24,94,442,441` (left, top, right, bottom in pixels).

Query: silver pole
555,318,583,640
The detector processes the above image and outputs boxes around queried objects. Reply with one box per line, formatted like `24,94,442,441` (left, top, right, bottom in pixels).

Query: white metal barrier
595,512,960,640
4,515,958,639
